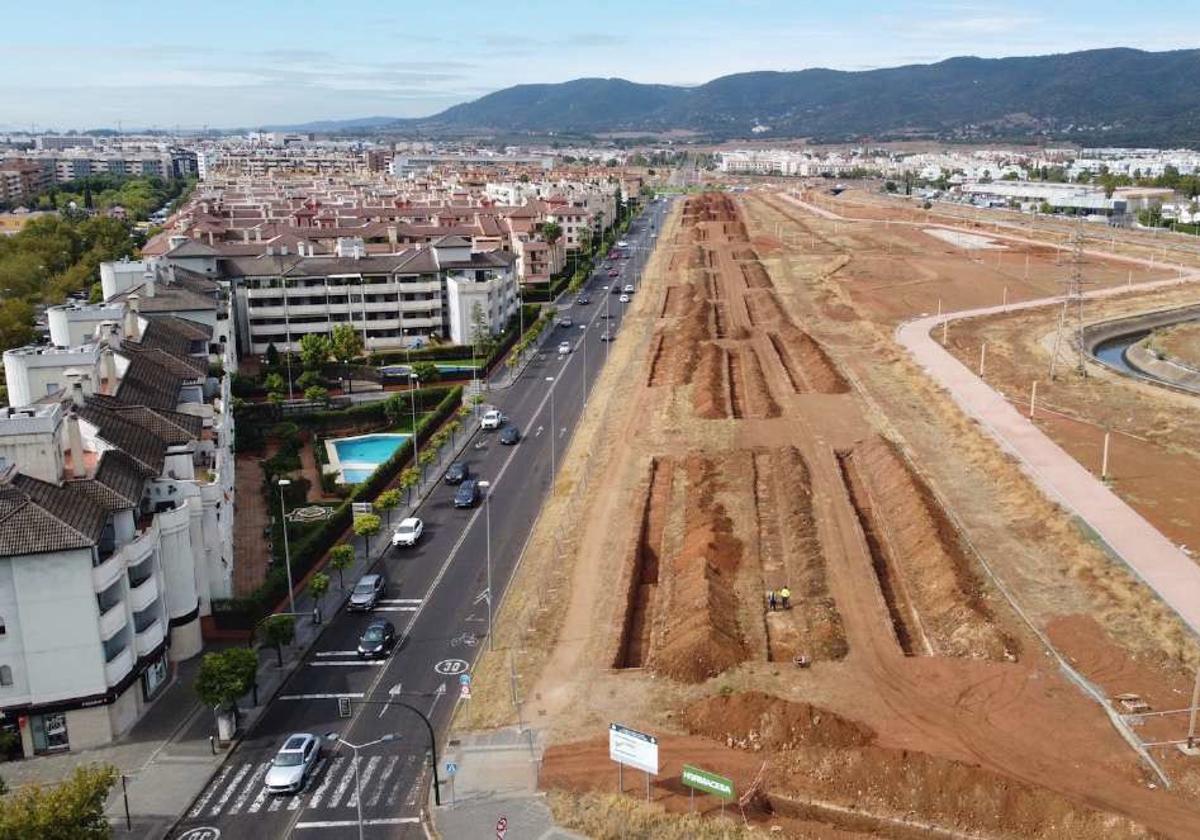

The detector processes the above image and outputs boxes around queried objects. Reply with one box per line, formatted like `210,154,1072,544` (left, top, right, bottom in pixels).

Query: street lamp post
276,479,296,615
409,371,420,472
478,479,494,650
325,733,398,840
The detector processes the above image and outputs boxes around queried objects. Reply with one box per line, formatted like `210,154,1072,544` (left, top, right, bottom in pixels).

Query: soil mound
683,691,875,751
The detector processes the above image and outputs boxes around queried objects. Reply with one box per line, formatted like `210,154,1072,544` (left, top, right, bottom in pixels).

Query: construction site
455,185,1200,838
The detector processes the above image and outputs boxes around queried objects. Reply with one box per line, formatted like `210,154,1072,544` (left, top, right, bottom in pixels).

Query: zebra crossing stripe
246,773,272,815
209,763,252,817
326,759,357,808
345,755,382,807
188,764,232,818
307,756,345,809
228,762,269,815
365,755,400,808
387,755,417,807
267,792,284,812
289,757,326,811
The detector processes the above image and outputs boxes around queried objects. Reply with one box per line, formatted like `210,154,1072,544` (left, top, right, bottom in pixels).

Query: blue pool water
332,433,410,468
342,468,375,484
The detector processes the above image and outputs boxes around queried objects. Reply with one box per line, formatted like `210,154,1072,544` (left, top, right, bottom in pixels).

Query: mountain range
285,48,1200,146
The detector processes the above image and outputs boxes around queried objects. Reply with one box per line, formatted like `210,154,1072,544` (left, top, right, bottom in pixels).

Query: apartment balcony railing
91,551,124,593
134,619,164,657
97,601,127,641
128,574,158,613
104,646,133,686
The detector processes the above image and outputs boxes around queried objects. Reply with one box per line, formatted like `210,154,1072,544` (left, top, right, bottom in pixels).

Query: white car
619,294,630,303
558,341,572,355
480,409,503,430
264,733,321,794
623,284,634,294
391,517,424,547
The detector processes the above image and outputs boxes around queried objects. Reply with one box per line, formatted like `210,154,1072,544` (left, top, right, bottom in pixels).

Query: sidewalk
431,728,583,840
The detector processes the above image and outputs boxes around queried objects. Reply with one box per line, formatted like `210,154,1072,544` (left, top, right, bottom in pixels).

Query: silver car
264,733,320,794
347,573,384,611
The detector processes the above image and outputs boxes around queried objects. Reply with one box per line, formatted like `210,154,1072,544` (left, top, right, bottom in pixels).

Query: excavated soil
683,692,875,751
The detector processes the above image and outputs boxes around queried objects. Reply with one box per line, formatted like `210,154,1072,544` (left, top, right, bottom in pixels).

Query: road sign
609,723,659,775
445,762,458,776
435,658,469,675
336,697,352,718
681,764,735,800
177,830,222,840
460,684,472,700
459,673,471,686
496,816,508,839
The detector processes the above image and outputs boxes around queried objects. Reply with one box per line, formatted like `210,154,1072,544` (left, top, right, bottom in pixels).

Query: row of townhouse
0,147,198,190
0,275,236,758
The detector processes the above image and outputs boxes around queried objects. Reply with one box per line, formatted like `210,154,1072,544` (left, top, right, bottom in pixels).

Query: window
0,666,11,686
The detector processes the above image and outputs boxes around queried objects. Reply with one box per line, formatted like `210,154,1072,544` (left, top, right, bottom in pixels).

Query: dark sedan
444,461,469,484
356,619,396,659
499,425,520,445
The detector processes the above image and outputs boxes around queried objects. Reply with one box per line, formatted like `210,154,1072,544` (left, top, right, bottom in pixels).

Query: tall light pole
325,733,397,840
477,479,494,650
276,479,296,615
408,371,419,471
545,376,556,479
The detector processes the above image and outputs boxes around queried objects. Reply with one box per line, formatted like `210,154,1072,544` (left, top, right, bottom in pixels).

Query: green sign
681,764,735,800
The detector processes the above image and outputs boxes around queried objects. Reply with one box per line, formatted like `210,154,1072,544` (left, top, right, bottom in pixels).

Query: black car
611,284,622,295
357,619,396,659
454,479,479,508
499,425,520,445
444,461,468,484
576,294,591,305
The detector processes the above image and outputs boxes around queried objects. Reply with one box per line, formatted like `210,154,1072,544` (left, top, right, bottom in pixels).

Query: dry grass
547,791,757,840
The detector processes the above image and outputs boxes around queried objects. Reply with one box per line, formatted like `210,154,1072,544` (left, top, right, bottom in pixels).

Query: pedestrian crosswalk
186,752,422,820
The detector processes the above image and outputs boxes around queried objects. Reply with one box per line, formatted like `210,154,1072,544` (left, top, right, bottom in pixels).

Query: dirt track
470,191,1200,838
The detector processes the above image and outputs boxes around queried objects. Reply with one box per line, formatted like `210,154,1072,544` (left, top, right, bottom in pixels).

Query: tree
375,489,402,527
264,372,286,397
328,544,355,590
258,614,296,667
352,513,382,562
0,763,118,839
469,302,494,358
308,571,331,622
296,369,322,391
0,299,36,352
265,342,280,367
445,418,462,445
417,448,437,482
384,393,409,427
195,647,258,725
540,221,563,248
303,385,330,406
411,360,439,384
331,323,364,364
299,333,331,370
398,467,420,504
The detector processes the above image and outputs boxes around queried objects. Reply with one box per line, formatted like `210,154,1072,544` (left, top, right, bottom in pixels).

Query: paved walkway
432,728,583,840
896,271,1200,640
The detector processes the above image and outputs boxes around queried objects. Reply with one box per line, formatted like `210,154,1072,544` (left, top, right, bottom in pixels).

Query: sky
3,0,1199,130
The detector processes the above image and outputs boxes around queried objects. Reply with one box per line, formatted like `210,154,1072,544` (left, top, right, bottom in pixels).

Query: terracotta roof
70,450,144,514
164,239,221,258
0,473,106,556
77,404,166,476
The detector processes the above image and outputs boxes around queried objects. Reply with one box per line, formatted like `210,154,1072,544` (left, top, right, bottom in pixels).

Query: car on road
619,294,630,303
557,340,572,356
600,331,615,342
559,316,574,328
617,240,629,248
347,573,385,611
357,619,396,659
264,733,321,794
611,284,621,295
454,479,479,508
480,409,503,430
499,425,520,445
444,461,469,484
576,294,591,305
390,517,424,547
607,269,619,278
623,284,634,294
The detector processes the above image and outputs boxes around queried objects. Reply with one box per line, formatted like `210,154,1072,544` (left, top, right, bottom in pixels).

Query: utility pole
1049,223,1093,379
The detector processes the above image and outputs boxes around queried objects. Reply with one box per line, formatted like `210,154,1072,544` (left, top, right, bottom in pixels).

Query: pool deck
324,432,411,484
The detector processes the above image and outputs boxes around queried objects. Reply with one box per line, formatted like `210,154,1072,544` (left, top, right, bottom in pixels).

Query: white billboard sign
608,723,658,775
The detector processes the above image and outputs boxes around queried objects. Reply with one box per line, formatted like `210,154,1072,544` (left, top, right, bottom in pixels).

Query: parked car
499,425,520,445
444,461,469,484
357,619,396,659
347,573,385,611
264,733,321,794
480,409,503,430
390,517,424,547
454,479,479,508
558,340,572,356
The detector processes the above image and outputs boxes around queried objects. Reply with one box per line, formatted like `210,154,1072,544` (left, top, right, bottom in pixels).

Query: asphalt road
172,197,673,840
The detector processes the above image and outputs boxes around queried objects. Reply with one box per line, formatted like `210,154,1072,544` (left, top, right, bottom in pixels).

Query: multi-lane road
172,196,673,839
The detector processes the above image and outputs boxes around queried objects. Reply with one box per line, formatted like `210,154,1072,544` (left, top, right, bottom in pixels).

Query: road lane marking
278,692,365,700
307,756,344,809
267,791,284,811
365,755,400,807
188,764,232,817
208,761,251,816
294,818,419,829
378,598,422,604
228,762,269,815
326,759,357,807
371,606,418,612
345,755,381,807
308,660,387,667
246,773,272,814
287,757,326,811
313,650,358,657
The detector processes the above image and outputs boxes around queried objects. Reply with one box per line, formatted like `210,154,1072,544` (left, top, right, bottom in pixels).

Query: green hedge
211,385,464,630
291,386,454,432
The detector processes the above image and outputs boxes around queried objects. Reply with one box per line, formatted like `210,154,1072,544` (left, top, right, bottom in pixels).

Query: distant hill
289,48,1200,146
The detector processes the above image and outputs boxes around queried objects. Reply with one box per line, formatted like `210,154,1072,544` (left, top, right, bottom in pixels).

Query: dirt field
1155,321,1200,370
457,191,1200,838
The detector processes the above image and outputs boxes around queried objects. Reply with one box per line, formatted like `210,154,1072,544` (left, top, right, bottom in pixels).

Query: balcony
92,552,124,593
98,602,127,641
128,574,158,613
104,646,133,686
135,619,164,657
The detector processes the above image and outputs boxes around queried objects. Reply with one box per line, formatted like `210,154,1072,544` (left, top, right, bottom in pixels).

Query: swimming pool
326,433,411,484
